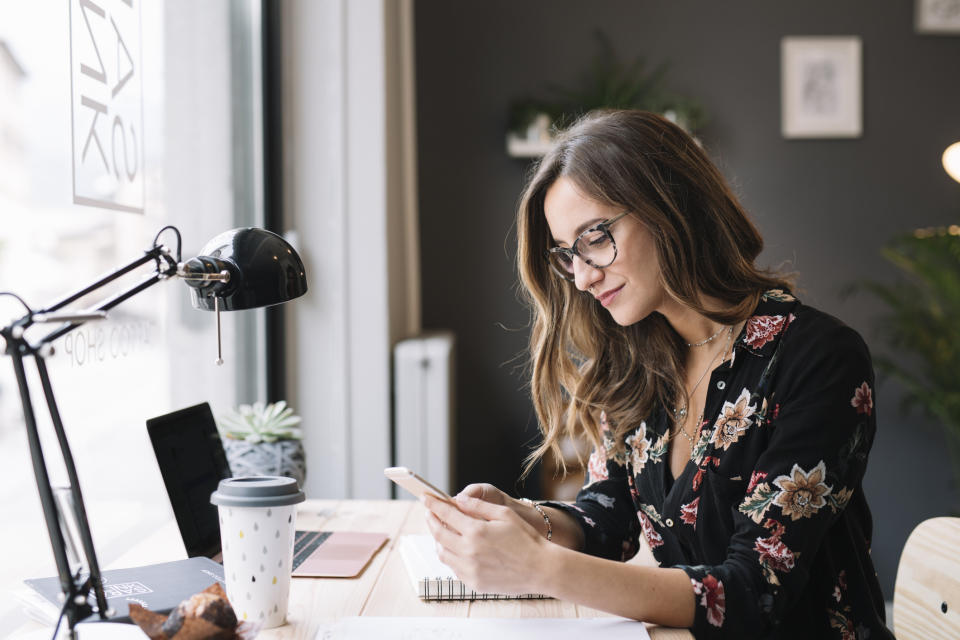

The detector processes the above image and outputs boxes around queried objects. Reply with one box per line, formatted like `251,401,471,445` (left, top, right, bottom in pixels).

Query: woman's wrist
530,537,569,597
519,497,553,541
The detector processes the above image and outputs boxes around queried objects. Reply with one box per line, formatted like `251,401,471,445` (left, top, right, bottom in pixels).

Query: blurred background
0,0,957,625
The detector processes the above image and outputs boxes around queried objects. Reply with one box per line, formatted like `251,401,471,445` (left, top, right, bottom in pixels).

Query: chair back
894,516,960,639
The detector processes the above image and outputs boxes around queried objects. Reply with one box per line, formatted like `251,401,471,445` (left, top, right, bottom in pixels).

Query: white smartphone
384,466,453,502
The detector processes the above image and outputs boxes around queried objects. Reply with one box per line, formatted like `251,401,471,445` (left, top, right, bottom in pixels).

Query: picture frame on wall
781,36,862,139
915,0,960,34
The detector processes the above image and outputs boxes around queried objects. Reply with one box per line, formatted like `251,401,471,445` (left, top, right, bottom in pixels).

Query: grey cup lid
210,476,305,508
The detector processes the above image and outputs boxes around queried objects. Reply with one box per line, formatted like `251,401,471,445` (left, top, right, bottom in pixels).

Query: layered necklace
672,324,735,453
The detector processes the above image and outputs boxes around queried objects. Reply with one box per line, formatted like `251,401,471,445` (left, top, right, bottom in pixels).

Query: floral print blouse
544,290,894,640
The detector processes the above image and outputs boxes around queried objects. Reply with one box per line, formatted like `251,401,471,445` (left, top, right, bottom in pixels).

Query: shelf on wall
506,133,554,158
506,116,699,158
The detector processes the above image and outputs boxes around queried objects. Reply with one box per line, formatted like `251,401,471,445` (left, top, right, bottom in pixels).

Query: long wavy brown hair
517,110,792,477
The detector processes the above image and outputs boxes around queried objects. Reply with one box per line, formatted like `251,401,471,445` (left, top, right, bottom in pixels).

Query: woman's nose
573,257,603,292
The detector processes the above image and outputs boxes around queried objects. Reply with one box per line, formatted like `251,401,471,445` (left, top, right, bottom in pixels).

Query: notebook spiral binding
420,576,548,601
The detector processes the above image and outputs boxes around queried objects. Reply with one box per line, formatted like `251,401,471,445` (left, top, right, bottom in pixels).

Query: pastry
160,589,238,638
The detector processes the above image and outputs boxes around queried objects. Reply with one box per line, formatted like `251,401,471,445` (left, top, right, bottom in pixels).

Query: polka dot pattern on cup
217,502,297,630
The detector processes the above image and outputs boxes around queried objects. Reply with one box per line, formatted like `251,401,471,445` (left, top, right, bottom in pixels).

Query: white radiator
393,332,455,495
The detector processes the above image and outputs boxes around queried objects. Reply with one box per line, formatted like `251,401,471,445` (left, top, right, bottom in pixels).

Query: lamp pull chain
215,296,224,366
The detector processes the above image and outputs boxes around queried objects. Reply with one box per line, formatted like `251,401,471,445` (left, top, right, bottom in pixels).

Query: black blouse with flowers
544,290,893,640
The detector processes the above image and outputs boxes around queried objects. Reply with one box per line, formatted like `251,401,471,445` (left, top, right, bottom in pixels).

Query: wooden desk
14,500,691,639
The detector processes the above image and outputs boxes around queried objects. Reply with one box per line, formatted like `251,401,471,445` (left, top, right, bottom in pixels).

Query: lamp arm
7,348,88,622
39,269,170,347
36,355,110,623
3,245,176,350
0,232,181,637
37,245,176,317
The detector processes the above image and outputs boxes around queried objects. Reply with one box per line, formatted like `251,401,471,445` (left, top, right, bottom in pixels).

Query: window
0,0,264,624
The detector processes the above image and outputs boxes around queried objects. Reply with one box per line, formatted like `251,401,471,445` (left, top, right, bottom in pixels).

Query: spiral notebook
397,534,549,601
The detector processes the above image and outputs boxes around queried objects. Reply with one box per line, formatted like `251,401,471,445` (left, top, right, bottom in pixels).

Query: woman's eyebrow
551,217,606,247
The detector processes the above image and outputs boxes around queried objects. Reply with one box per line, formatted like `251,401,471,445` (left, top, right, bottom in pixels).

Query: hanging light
944,141,960,184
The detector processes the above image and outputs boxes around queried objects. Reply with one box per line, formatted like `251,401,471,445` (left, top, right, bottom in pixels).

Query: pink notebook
291,531,389,578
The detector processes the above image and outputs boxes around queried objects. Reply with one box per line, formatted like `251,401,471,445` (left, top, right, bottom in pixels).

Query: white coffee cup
211,476,305,628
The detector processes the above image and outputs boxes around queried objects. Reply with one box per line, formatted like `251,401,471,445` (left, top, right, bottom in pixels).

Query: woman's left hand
423,493,550,596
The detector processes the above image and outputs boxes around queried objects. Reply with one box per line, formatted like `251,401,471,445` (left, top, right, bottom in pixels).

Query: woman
423,110,892,639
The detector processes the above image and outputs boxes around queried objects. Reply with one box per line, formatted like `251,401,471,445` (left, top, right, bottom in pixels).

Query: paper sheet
74,623,149,639
316,616,651,640
12,622,148,640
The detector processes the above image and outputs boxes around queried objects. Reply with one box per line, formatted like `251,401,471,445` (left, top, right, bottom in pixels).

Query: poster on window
781,37,862,139
70,0,143,212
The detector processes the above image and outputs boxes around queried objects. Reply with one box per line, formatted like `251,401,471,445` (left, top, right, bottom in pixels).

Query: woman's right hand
456,483,549,538
455,483,512,506
455,483,584,550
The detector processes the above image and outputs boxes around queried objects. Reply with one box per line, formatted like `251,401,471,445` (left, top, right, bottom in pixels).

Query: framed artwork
781,37,862,139
916,0,960,34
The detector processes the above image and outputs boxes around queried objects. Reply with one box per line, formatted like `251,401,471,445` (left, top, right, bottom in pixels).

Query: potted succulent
216,401,306,487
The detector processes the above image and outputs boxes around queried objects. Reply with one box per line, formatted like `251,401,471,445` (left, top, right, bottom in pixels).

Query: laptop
147,403,387,577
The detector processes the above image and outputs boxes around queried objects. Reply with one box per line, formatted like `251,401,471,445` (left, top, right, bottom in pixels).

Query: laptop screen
146,403,231,558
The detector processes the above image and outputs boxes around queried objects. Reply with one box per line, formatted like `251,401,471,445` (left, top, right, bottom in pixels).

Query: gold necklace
672,325,735,452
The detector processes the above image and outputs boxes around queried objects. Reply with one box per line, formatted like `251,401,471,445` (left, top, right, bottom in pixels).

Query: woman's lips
597,285,624,307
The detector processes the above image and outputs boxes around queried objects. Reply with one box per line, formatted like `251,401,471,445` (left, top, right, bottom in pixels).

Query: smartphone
384,466,453,502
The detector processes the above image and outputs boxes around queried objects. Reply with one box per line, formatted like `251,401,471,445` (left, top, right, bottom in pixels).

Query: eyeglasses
545,212,629,282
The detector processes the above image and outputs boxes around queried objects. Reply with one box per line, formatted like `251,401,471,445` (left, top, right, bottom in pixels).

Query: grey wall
414,0,960,599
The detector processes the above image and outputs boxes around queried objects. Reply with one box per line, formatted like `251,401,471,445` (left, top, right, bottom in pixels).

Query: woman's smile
596,284,624,307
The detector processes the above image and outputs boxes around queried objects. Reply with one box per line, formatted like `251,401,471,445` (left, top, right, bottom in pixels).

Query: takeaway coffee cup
211,476,305,628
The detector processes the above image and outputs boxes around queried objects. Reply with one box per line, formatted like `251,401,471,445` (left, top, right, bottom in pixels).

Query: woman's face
543,176,667,326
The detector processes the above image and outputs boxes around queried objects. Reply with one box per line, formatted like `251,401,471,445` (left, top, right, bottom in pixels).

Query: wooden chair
894,517,960,639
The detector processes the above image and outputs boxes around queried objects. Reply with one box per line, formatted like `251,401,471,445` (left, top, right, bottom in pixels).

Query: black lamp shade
184,227,308,311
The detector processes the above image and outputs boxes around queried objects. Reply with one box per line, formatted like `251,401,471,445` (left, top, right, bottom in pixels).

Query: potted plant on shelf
506,31,707,157
216,400,306,487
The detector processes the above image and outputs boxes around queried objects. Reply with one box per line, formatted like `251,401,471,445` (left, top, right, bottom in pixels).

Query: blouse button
665,518,674,527
716,380,726,390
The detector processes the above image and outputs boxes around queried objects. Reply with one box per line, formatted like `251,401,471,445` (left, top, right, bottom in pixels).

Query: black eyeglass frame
544,211,630,282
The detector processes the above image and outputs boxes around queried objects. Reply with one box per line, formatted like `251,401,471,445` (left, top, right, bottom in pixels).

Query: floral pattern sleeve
541,414,641,561
679,321,879,639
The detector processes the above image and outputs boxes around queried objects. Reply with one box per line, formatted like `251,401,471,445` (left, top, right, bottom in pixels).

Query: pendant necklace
673,325,735,452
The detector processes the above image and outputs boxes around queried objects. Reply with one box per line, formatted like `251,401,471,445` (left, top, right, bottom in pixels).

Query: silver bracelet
521,498,552,542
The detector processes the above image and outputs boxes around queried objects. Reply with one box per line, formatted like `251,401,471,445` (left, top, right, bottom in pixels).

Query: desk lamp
0,226,306,638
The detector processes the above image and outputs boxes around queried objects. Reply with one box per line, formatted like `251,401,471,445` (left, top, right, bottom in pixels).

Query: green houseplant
217,401,306,487
507,31,706,149
855,227,960,494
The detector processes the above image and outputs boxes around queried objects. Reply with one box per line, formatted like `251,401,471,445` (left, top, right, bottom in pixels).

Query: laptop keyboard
292,530,333,571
